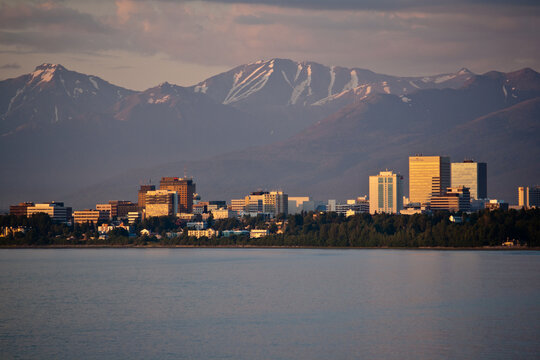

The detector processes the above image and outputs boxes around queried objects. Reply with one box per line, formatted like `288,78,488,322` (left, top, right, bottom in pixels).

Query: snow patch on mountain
434,74,456,84
89,77,99,90
290,64,312,105
154,95,171,104
194,82,208,94
223,63,274,104
294,63,302,82
343,70,359,91
382,81,390,94
365,86,372,95
409,80,420,89
328,66,336,97
6,88,24,114
281,70,292,87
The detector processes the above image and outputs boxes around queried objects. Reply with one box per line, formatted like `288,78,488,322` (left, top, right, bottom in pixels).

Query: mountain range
0,59,538,209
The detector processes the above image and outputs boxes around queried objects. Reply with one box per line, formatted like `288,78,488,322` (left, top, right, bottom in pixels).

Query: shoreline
0,245,537,251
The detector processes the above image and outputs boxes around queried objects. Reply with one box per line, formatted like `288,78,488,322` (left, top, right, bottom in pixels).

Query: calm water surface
0,249,539,359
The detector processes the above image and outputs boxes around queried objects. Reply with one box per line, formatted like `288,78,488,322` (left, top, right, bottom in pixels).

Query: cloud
116,0,137,24
0,63,20,69
0,0,539,82
234,14,275,25
0,2,111,33
187,0,540,12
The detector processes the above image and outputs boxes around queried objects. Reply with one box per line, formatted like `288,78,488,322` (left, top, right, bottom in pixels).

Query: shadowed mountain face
0,62,539,209
190,58,475,137
0,64,269,208
63,68,540,207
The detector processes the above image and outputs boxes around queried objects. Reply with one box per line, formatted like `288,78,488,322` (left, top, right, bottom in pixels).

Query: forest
1,208,538,248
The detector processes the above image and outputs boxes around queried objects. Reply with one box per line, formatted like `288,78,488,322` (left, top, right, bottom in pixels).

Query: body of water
0,249,539,359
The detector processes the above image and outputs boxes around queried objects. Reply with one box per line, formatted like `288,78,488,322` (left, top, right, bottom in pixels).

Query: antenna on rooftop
184,166,187,179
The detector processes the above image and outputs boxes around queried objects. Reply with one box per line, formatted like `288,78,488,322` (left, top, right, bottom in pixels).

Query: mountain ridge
0,61,538,209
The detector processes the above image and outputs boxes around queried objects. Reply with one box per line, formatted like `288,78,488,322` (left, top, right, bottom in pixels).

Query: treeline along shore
1,208,539,248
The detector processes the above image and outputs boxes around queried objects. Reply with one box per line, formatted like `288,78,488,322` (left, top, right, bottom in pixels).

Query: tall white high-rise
369,171,403,214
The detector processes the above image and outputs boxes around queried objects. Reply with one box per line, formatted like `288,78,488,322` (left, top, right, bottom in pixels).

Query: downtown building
159,177,196,213
430,186,471,212
9,202,35,217
369,171,404,214
73,210,109,224
138,185,155,210
230,191,288,216
409,155,451,206
145,190,178,217
451,160,487,200
518,186,540,209
96,200,138,220
27,202,71,223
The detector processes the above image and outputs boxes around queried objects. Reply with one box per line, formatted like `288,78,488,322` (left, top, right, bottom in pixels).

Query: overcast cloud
0,0,538,90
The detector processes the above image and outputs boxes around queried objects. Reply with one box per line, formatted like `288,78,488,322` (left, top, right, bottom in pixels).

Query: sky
0,0,539,90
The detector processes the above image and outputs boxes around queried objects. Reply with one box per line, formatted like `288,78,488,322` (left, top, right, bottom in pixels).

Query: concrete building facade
430,186,471,212
27,202,69,223
159,177,196,213
369,171,404,214
145,190,178,217
73,210,109,224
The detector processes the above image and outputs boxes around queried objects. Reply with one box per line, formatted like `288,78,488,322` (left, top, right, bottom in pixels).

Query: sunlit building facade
138,185,155,210
451,160,487,200
369,171,404,214
519,186,540,208
73,210,109,224
159,177,196,213
430,186,471,212
27,202,69,223
409,155,451,205
145,190,178,217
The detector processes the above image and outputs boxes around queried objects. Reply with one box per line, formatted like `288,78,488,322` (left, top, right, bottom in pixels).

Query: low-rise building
1,226,27,237
186,221,207,230
187,228,219,238
430,186,471,212
222,230,250,237
177,213,195,221
485,199,509,211
127,211,142,224
145,190,178,217
27,202,70,223
193,203,207,214
97,201,138,219
212,208,238,219
250,229,269,238
9,202,34,217
73,210,109,224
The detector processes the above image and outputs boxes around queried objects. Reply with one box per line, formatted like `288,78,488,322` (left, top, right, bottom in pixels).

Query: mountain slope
71,68,540,207
0,65,270,209
0,64,134,135
192,58,474,110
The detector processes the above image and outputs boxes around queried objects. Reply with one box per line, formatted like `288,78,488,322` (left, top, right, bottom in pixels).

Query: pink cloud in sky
0,0,539,89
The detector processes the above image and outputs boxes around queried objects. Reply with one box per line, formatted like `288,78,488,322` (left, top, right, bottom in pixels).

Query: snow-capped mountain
0,64,134,135
0,61,539,209
192,58,474,110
